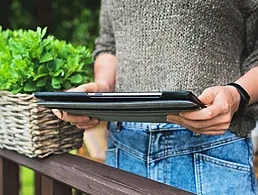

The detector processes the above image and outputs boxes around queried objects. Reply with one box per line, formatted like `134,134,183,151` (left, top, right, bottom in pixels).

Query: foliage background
0,0,101,194
0,0,100,50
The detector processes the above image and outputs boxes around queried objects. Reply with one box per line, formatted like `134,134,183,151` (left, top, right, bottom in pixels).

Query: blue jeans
106,122,258,195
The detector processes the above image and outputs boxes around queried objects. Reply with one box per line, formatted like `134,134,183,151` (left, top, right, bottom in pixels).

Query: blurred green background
0,0,100,50
0,0,100,194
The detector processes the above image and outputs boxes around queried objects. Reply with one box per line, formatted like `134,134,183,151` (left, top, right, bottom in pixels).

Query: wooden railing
0,149,195,195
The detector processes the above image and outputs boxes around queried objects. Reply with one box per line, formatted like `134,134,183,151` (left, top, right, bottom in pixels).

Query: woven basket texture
0,91,84,158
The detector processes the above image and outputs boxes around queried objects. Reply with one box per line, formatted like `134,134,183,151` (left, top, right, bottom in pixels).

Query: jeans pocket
105,148,118,168
194,153,256,195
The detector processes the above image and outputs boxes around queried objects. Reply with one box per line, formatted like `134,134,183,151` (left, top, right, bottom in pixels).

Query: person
53,1,258,194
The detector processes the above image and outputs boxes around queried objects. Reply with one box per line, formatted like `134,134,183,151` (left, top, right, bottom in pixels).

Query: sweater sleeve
242,9,258,117
93,0,116,59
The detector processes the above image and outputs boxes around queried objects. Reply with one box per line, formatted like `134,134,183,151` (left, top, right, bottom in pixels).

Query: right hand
52,82,113,130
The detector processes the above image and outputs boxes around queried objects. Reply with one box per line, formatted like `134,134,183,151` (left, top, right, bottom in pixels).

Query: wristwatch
227,83,250,116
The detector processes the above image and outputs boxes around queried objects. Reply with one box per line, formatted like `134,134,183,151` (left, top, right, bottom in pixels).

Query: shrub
0,26,93,94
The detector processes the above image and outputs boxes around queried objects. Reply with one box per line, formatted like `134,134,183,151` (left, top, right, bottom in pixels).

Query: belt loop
107,121,111,129
116,122,122,132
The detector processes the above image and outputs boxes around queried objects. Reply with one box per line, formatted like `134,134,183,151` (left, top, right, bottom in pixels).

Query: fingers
165,86,238,136
52,109,99,130
196,131,227,135
53,109,90,122
70,118,99,127
167,114,231,129
52,109,63,119
180,86,225,120
166,118,227,135
179,98,231,120
179,108,216,120
52,82,110,130
75,124,99,129
67,82,99,92
198,87,217,105
67,82,111,93
200,123,230,131
167,112,230,135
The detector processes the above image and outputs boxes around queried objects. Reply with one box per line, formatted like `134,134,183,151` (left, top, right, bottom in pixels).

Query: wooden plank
35,171,42,195
74,190,83,195
42,175,54,195
0,157,19,195
42,175,72,195
53,179,72,195
0,149,194,195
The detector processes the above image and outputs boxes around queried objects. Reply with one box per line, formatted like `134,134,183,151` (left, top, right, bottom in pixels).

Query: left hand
166,86,241,135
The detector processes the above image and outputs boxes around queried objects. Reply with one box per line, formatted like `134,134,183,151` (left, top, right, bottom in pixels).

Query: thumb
68,83,98,92
198,87,219,105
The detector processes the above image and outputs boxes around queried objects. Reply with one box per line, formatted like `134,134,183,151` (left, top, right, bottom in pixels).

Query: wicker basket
0,91,84,158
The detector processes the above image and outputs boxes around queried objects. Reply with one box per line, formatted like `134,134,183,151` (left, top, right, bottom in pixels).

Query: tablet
34,91,205,122
36,100,203,123
34,91,205,108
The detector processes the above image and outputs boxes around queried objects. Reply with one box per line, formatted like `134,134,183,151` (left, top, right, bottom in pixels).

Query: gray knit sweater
93,0,258,137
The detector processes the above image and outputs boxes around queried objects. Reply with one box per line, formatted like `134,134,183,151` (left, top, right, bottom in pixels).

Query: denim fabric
105,122,258,195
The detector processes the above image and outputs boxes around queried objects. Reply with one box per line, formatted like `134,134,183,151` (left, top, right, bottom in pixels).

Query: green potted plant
0,26,93,158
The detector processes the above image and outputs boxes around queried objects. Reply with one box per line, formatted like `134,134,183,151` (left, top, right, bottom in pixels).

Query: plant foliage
0,26,93,94
7,0,100,51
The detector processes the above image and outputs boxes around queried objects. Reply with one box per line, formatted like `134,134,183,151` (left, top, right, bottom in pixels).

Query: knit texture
93,0,258,137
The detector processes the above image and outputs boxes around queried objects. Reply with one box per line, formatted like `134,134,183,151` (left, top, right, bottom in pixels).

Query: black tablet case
37,100,201,123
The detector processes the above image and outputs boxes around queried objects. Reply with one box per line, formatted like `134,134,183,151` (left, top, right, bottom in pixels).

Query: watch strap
226,83,250,116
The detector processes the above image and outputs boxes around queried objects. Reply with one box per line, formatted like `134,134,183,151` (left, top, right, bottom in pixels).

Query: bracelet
226,83,250,116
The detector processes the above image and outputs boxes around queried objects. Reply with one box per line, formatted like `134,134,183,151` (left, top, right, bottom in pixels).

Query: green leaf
24,82,37,92
40,52,53,63
52,84,61,89
82,76,90,83
33,73,48,81
9,68,19,78
11,87,23,94
70,74,83,84
53,69,64,77
0,40,7,52
46,61,56,72
55,59,63,71
63,81,72,89
52,77,61,85
37,27,42,37
51,77,62,89
36,78,47,87
41,27,47,38
38,65,48,74
40,36,53,48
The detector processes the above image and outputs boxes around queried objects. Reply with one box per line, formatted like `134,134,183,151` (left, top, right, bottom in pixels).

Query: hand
166,86,241,135
52,82,113,130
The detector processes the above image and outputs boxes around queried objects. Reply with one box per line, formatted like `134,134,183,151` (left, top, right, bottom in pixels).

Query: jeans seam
194,153,202,195
147,130,152,179
164,131,168,184
121,122,189,131
121,126,186,132
149,137,244,162
115,147,119,168
109,134,146,160
199,153,251,172
149,128,187,132
121,125,149,132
